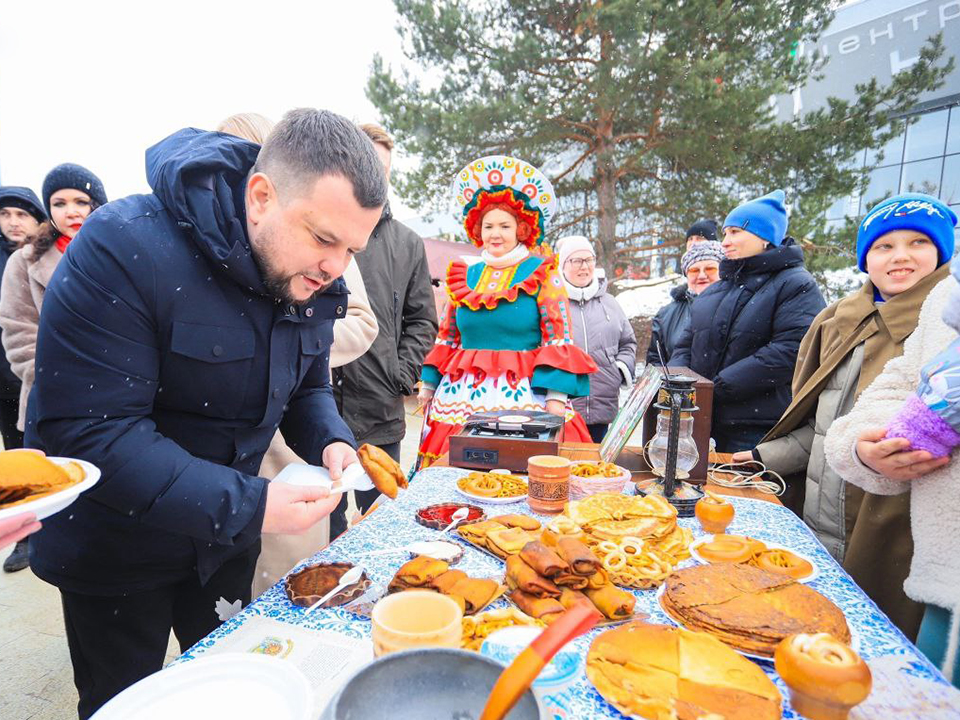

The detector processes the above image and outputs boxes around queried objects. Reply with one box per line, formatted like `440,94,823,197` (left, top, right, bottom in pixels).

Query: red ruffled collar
446,256,553,311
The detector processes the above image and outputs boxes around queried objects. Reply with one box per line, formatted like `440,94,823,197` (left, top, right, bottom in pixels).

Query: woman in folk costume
416,156,597,466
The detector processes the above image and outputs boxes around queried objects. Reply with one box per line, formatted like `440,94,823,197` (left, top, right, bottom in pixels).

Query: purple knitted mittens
886,394,960,458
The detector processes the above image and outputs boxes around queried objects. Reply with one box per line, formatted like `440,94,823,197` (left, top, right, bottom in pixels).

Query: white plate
0,457,101,522
689,535,820,583
91,653,313,720
455,485,527,505
655,584,860,662
273,462,374,493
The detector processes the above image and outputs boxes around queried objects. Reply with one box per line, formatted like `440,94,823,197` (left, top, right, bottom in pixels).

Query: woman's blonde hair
216,113,275,144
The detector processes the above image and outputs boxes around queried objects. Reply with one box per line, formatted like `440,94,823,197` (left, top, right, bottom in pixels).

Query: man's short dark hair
254,108,387,209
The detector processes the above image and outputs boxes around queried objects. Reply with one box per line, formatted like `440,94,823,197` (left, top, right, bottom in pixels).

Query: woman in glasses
558,236,637,443
646,241,724,365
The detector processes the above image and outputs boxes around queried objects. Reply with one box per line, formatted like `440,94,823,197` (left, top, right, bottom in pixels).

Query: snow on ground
613,275,682,318
613,266,866,319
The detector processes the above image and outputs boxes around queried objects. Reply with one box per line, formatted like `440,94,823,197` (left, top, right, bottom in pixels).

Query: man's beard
262,269,334,306
250,224,334,305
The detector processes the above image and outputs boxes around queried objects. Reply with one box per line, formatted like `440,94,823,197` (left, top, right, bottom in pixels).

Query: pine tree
367,0,952,274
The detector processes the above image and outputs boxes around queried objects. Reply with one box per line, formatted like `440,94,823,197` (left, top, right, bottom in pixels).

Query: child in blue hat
825,195,959,682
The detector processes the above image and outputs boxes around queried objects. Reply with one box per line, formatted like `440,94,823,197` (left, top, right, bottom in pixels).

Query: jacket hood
719,237,804,280
0,186,46,222
146,128,269,295
670,283,691,301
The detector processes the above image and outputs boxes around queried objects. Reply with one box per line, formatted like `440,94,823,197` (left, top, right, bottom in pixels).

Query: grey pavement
0,397,425,719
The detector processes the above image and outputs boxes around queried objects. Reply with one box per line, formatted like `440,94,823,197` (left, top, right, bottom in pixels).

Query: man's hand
545,399,565,417
262,481,342,535
731,451,754,464
855,428,950,481
322,441,359,482
0,512,41,551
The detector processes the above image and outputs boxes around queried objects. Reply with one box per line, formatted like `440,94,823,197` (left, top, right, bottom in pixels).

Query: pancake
661,563,850,657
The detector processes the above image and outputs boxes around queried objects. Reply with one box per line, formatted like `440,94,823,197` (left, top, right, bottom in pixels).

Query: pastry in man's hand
358,443,407,500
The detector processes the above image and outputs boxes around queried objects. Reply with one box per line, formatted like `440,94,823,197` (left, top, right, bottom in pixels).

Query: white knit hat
557,235,596,269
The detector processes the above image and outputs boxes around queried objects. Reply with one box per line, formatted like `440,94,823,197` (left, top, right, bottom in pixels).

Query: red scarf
55,234,71,254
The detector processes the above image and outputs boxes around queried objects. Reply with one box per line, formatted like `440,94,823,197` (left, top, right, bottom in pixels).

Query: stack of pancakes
565,492,677,542
0,452,84,509
660,563,850,657
586,621,782,720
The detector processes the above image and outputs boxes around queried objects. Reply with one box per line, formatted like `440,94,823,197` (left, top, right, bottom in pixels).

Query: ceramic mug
370,590,463,657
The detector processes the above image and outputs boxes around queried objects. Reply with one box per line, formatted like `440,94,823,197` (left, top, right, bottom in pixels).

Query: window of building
942,154,960,207
860,165,901,213
947,107,960,157
903,109,949,163
900,157,943,197
864,128,905,167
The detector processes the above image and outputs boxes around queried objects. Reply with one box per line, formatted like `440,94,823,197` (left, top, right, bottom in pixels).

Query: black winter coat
670,241,825,442
646,283,694,365
333,205,437,446
28,129,355,594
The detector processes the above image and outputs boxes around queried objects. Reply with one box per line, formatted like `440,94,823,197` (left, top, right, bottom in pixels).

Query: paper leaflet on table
198,616,373,715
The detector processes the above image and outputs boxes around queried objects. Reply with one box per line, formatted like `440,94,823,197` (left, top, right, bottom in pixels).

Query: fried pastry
508,589,565,622
358,443,407,500
457,520,507,544
518,541,568,577
485,527,537,558
505,555,561,598
489,514,541,531
555,536,601,576
430,569,468,594
584,584,636,620
0,451,80,509
394,555,449,587
447,577,501,614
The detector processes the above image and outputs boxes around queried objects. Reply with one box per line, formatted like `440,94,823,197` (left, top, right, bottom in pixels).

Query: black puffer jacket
670,240,825,442
646,283,694,365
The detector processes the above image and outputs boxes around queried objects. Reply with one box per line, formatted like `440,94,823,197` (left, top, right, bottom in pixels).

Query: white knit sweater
824,276,959,673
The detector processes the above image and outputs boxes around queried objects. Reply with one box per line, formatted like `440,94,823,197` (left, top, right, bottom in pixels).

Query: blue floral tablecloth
180,466,957,719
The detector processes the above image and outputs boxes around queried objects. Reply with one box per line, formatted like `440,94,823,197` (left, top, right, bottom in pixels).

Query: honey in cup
527,455,571,514
370,590,463,657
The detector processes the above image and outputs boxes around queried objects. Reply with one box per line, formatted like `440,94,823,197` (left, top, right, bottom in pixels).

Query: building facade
775,0,960,230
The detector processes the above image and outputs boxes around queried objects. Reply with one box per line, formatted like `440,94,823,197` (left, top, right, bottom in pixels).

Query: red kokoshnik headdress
452,156,558,249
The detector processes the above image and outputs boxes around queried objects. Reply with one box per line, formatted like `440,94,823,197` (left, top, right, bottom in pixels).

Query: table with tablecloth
178,466,958,719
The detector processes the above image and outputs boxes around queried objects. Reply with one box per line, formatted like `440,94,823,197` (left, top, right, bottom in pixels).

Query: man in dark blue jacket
27,109,387,718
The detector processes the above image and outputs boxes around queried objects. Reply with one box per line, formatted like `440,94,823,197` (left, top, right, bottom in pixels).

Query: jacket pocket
164,321,255,418
297,322,334,384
